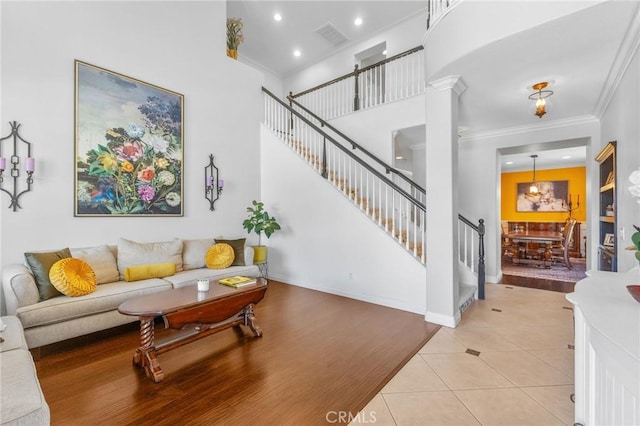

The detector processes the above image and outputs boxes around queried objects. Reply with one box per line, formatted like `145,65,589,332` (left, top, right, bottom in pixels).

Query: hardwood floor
33,281,439,425
499,273,575,293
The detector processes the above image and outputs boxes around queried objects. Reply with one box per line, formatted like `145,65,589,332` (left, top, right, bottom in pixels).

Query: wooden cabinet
595,141,616,271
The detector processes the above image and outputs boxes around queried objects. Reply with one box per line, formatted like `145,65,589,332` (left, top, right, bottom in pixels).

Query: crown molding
458,114,598,143
593,2,640,118
428,75,467,96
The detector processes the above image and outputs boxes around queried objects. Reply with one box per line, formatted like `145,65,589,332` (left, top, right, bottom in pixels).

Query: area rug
502,257,587,283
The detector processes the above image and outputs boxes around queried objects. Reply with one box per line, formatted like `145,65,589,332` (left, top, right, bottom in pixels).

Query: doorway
498,143,588,292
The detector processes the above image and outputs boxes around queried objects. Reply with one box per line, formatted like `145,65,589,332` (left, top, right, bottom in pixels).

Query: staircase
262,22,486,306
264,87,426,263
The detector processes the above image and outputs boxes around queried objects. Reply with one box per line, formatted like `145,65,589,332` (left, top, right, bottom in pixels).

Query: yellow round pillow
205,243,235,269
49,258,97,297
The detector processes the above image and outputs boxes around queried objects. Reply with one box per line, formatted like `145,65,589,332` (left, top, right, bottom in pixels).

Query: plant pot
227,49,238,59
253,245,267,263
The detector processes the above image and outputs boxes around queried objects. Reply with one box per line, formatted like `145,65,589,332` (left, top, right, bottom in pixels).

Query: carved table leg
242,304,263,337
134,316,164,382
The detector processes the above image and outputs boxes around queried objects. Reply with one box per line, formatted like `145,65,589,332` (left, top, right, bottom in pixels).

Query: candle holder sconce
0,121,35,211
563,194,580,219
205,154,223,211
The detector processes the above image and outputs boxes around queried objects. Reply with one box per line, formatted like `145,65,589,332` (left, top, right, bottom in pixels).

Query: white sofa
0,316,50,425
1,237,259,349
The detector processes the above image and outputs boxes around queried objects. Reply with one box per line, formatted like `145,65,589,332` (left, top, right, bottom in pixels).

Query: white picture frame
603,233,615,247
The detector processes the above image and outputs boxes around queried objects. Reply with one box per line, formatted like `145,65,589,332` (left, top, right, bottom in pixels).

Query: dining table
504,230,566,268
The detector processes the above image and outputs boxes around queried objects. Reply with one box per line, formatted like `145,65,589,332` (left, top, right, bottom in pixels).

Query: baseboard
424,310,460,328
267,272,426,315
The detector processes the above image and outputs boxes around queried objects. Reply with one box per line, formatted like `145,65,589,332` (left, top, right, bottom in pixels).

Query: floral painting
74,61,184,216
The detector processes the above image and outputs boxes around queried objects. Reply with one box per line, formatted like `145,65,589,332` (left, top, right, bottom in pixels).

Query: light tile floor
351,283,576,425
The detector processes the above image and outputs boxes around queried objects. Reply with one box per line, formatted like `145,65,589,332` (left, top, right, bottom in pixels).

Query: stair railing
427,0,462,30
458,214,485,300
287,96,426,207
264,87,426,262
289,46,425,121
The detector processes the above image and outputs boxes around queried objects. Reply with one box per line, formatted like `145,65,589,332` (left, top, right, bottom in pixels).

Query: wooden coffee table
118,277,267,382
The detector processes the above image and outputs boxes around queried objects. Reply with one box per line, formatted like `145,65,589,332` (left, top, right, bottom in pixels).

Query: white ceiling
226,1,427,78
227,1,639,171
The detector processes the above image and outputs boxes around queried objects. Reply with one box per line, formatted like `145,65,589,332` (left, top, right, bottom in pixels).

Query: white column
424,75,466,327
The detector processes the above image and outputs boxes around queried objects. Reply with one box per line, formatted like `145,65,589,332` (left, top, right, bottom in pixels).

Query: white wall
599,47,640,272
260,125,426,314
425,0,605,80
284,12,426,95
326,95,425,165
0,2,264,311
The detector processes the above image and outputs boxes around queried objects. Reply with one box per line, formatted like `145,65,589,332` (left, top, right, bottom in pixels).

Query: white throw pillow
117,238,183,278
182,238,215,270
70,244,120,284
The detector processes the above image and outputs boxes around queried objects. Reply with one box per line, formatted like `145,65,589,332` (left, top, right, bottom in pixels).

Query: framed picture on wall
603,233,615,247
516,180,569,212
74,60,184,216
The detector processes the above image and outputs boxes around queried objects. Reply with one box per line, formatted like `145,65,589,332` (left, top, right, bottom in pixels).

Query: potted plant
226,18,244,59
242,200,281,263
627,226,640,261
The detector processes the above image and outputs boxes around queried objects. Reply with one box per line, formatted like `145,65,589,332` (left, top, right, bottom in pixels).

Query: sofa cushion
182,238,214,270
24,248,71,301
16,278,172,329
124,263,176,282
214,238,246,266
0,349,50,425
205,243,235,269
117,238,183,278
49,258,97,297
70,244,120,284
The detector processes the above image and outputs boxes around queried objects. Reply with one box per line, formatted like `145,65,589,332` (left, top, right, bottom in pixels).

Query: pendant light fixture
526,154,540,196
528,82,553,118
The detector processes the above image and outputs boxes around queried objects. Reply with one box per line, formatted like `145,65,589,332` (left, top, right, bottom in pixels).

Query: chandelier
526,154,540,196
528,82,553,118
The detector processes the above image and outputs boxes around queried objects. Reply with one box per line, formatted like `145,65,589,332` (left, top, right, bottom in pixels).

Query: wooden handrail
289,45,424,100
287,96,425,195
263,87,425,212
459,214,485,300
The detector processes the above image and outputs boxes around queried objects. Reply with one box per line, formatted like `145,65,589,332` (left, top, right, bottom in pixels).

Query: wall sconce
205,154,223,210
528,81,553,118
563,194,580,218
0,121,35,211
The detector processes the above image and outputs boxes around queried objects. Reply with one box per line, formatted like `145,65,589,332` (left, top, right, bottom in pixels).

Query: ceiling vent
314,22,349,47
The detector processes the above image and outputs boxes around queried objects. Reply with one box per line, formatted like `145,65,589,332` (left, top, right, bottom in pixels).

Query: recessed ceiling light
273,13,282,21
395,156,404,160
293,50,301,57
562,155,571,159
506,161,514,165
354,17,363,26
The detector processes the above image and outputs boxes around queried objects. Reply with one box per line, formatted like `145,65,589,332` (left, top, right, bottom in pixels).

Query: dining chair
551,219,577,269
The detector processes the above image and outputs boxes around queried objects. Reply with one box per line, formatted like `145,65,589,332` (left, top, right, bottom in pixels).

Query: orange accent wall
501,166,586,222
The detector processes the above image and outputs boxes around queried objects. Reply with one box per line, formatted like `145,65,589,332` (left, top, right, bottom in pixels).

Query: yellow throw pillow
124,262,176,282
205,243,235,269
49,258,97,297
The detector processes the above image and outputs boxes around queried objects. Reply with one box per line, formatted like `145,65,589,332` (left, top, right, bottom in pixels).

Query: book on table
219,276,257,288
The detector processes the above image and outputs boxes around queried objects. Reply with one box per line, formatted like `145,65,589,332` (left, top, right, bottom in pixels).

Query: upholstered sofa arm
2,264,39,315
